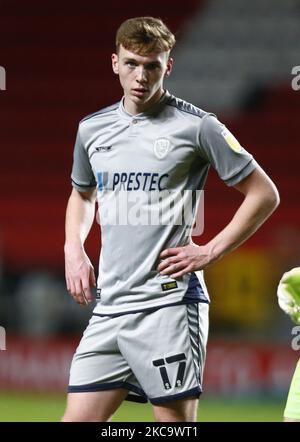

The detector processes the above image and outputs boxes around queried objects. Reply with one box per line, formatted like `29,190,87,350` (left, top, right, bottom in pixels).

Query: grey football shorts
68,302,209,405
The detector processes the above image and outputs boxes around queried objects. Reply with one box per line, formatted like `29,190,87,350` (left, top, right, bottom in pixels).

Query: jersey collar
117,90,171,121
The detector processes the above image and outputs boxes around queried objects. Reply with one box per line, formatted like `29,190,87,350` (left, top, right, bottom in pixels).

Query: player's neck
124,88,165,115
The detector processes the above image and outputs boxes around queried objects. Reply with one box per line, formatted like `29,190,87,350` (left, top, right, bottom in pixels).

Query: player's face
112,45,173,115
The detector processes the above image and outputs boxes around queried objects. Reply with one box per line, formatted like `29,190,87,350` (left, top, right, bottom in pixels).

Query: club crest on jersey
154,138,170,159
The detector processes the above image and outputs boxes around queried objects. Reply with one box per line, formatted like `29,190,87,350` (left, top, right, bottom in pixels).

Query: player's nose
136,66,147,83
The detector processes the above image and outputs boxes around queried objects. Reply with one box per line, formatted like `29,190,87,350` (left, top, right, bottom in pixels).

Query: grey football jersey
71,91,257,315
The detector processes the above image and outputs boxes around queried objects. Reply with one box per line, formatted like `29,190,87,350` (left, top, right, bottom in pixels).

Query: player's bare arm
157,166,279,278
64,188,97,305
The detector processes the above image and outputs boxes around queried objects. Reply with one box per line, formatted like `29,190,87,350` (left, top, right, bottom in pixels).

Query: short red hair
116,17,176,55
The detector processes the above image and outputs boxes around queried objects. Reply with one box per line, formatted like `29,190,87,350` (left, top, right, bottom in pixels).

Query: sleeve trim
71,178,97,189
225,160,258,186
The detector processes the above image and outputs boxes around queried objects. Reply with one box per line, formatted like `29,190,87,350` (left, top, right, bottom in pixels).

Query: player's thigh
62,389,128,422
153,395,199,422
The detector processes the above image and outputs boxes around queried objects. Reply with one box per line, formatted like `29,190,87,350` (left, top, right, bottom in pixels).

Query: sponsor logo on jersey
154,138,170,159
97,171,169,191
221,128,241,153
161,281,178,291
97,171,109,191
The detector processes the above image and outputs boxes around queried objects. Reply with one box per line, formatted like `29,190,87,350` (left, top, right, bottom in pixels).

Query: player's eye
125,61,137,68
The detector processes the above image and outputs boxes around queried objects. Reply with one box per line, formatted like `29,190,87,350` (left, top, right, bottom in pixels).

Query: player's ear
165,57,173,78
111,53,119,75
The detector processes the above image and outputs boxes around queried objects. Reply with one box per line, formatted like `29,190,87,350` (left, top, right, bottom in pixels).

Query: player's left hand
157,242,216,278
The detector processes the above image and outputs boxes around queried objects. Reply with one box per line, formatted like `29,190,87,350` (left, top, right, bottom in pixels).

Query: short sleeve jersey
71,91,257,316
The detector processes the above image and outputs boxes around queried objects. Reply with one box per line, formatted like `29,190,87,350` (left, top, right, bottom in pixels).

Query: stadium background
0,0,299,421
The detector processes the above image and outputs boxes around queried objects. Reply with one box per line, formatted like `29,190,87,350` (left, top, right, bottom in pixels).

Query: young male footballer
62,17,279,422
277,267,300,422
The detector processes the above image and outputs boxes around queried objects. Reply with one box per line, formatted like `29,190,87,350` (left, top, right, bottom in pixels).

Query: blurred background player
62,16,279,422
277,267,300,422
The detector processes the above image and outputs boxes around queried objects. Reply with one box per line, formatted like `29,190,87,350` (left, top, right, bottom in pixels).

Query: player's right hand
277,267,300,325
64,245,96,306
